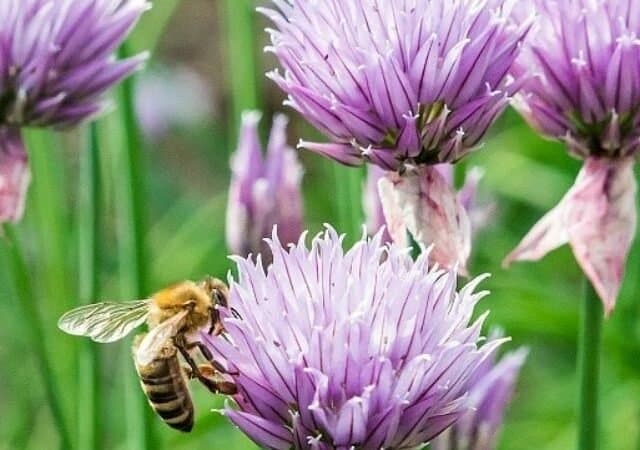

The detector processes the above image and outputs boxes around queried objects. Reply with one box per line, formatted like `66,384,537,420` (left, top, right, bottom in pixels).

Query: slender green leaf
2,224,72,450
222,0,260,135
112,42,157,450
76,124,103,450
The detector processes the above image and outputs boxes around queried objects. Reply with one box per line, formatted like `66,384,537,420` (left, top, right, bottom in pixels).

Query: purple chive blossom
0,0,150,222
261,0,531,170
432,342,527,450
261,0,529,270
505,0,640,314
376,164,491,273
135,65,213,140
203,227,506,450
226,111,304,263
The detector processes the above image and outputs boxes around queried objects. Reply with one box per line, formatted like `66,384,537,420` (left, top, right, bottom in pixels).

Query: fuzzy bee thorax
148,281,212,329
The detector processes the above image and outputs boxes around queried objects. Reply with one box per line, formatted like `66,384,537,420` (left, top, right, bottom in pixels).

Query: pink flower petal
0,128,30,224
505,157,637,315
378,165,472,272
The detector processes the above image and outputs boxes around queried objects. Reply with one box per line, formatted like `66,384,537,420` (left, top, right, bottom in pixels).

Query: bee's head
200,276,229,308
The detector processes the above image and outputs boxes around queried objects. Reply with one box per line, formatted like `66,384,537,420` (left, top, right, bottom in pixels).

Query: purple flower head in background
262,0,530,271
135,65,214,140
262,0,531,170
505,0,640,314
0,0,150,223
204,227,506,450
432,337,527,450
226,111,304,264
367,163,491,272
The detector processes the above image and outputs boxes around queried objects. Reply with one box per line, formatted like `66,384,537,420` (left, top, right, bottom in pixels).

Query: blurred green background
1,1,639,449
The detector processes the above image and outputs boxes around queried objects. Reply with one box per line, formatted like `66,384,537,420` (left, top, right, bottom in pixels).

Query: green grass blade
223,0,260,133
113,42,157,450
76,124,103,450
23,130,73,311
332,164,364,244
129,0,182,53
2,223,72,450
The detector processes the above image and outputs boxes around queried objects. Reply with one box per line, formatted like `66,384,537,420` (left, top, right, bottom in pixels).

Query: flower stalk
578,278,603,450
114,42,155,450
223,0,260,132
333,165,363,243
2,223,72,450
76,123,102,450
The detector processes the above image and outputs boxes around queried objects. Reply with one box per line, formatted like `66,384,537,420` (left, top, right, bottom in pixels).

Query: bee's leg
173,336,200,376
197,368,237,395
194,363,237,395
174,336,235,395
181,364,194,379
192,364,236,396
194,342,239,377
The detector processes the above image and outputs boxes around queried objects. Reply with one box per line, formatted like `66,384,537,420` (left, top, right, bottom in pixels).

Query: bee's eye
214,291,228,307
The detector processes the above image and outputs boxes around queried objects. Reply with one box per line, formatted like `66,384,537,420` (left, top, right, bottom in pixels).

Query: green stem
115,42,156,450
577,278,603,450
76,124,102,450
2,224,72,450
223,0,260,132
332,165,363,243
25,130,72,310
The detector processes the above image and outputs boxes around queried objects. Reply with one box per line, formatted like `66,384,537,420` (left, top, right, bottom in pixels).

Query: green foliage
0,4,639,450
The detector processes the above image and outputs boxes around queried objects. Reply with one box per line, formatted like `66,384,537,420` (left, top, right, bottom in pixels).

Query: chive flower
505,0,640,314
262,0,530,170
204,227,505,449
431,344,527,450
226,111,304,263
0,0,149,223
262,0,530,270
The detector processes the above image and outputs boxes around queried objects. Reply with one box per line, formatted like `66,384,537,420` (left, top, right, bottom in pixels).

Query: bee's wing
135,310,189,366
57,300,151,343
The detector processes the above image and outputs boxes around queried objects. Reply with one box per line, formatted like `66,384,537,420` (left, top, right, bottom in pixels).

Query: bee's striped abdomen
134,342,194,432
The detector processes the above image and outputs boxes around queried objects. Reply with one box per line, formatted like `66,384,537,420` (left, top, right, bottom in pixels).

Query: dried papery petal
505,158,637,314
0,128,29,223
363,165,392,243
378,166,472,272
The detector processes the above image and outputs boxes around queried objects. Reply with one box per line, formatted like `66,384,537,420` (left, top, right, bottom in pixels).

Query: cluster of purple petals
513,0,640,158
226,111,304,263
203,227,504,450
261,0,531,171
431,342,527,450
0,0,149,129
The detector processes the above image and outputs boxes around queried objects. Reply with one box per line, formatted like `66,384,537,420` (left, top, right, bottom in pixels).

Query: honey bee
58,277,237,432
